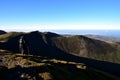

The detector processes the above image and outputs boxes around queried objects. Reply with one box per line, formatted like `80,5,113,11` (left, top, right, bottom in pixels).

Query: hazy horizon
1,29,120,38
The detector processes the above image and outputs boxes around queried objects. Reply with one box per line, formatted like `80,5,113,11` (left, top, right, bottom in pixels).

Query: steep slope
0,31,62,54
52,35,120,63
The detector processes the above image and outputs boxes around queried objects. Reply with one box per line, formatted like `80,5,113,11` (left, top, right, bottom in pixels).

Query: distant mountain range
84,34,120,42
50,30,120,38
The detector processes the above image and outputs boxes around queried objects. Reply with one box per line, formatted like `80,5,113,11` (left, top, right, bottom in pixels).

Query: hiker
19,35,29,55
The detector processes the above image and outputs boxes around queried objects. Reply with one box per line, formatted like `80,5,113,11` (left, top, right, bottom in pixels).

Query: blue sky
0,0,120,32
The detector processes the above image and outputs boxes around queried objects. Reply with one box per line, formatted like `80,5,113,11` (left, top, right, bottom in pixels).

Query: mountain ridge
0,31,120,77
0,31,119,63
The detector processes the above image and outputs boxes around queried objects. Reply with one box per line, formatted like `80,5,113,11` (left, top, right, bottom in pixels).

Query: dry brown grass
0,49,10,53
0,53,120,80
39,72,52,80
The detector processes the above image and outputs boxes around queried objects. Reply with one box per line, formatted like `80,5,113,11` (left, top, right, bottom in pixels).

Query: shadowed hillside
0,30,7,35
0,31,120,64
0,31,120,63
0,31,120,77
0,53,119,80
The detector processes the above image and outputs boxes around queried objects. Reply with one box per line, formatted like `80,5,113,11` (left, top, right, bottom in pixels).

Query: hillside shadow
0,31,120,76
0,64,119,80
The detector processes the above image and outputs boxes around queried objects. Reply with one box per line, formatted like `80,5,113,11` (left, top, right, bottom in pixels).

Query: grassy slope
52,35,120,63
0,52,120,80
0,32,23,42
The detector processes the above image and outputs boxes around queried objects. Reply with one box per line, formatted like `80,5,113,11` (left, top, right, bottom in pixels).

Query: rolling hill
0,31,120,63
0,31,120,77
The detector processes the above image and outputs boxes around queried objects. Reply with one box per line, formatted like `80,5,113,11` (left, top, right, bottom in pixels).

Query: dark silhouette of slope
0,30,6,35
51,53,120,76
0,53,119,80
0,31,64,56
0,32,24,52
0,64,119,80
0,31,120,76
